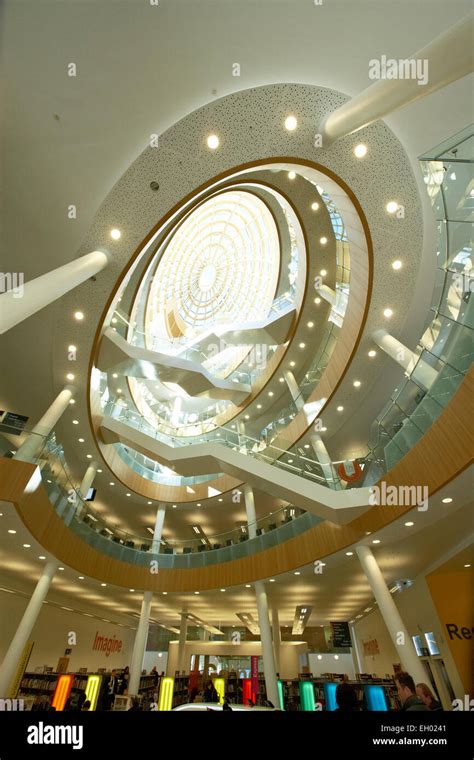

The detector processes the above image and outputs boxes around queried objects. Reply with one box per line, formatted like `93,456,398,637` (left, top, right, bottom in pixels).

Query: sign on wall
331,621,352,648
0,411,29,436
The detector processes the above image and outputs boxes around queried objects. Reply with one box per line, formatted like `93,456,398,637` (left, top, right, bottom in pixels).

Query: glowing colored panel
52,674,74,711
323,681,338,711
277,679,284,710
85,675,102,711
214,677,225,705
299,680,316,711
242,678,252,705
365,684,388,711
158,677,174,711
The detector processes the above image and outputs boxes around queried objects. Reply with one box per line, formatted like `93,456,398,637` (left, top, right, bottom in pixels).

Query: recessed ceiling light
23,543,31,548
117,388,122,394
78,576,84,580
353,380,361,388
269,578,275,582
58,567,64,571
220,588,226,592
392,260,402,270
8,529,16,534
78,438,84,443
194,591,200,595
268,391,274,397
464,564,471,568
257,404,262,409
346,551,354,556
245,584,251,588
386,201,399,214
97,469,102,473
314,297,321,304
162,591,167,595
172,504,177,509
129,588,135,592
284,115,297,131
288,171,296,180
294,571,301,576
307,321,314,328
207,134,219,150
383,308,393,318
86,454,92,459
299,342,305,349
353,143,368,158
442,498,452,504
39,555,46,560
101,583,107,587
74,311,84,321
372,539,381,544
126,493,131,497
109,482,115,486
112,373,118,379
337,406,344,412
218,498,223,502
368,350,377,357
405,521,414,527
320,269,327,277
290,361,295,367
66,374,75,383
110,228,121,240
304,444,310,449
320,237,327,245
197,503,201,507
72,420,79,425
244,414,250,420
311,202,319,211
69,399,75,405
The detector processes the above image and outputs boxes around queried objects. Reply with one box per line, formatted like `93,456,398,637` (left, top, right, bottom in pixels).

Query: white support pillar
128,591,153,696
283,370,305,412
350,622,363,676
0,561,58,697
13,388,74,463
271,607,281,676
316,285,336,306
372,329,438,389
310,433,339,488
320,14,474,144
254,581,279,708
237,420,247,452
0,250,109,334
79,464,97,499
243,484,257,539
177,613,188,674
356,546,426,683
151,505,166,554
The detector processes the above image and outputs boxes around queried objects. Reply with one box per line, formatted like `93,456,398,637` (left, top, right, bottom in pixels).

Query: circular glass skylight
145,190,280,341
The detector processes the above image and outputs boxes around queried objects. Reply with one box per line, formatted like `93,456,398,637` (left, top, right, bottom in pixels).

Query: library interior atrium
0,0,472,715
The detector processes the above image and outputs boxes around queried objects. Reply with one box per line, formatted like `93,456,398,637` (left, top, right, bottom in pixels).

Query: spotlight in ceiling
368,350,377,357
372,539,381,544
72,420,79,425
354,144,368,158
314,297,321,304
353,380,361,388
66,373,75,381
320,269,327,276
284,115,297,131
404,521,414,527
442,498,452,504
311,202,319,211
392,260,402,270
74,311,84,321
207,134,219,150
383,308,393,318
386,201,399,214
110,228,121,240
337,406,344,412
320,237,327,245
288,171,296,180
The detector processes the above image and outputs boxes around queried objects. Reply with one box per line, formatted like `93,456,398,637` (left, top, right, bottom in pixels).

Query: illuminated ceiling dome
145,190,280,341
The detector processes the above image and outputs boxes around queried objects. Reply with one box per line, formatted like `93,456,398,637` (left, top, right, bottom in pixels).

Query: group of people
334,672,442,712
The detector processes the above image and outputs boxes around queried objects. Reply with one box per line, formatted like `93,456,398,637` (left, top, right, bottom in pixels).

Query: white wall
308,653,355,679
0,590,136,673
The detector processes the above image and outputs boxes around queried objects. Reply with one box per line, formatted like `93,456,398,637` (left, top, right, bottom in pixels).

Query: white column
310,434,339,488
320,15,474,143
128,591,153,696
243,484,257,539
79,464,97,499
372,329,438,389
151,505,166,554
350,622,363,676
272,607,281,676
14,388,74,463
316,285,336,306
177,613,188,674
0,250,109,334
0,561,58,697
237,421,247,452
356,546,426,683
283,370,305,412
254,581,279,707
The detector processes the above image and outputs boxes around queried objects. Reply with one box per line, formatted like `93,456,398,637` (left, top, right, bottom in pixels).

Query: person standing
395,672,429,711
103,669,119,710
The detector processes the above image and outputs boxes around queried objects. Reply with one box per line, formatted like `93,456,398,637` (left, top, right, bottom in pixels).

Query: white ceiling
1,0,473,534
